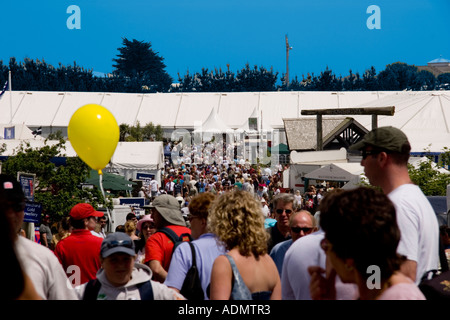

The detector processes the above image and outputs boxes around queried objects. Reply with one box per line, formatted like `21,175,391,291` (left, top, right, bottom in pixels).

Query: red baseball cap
69,203,104,220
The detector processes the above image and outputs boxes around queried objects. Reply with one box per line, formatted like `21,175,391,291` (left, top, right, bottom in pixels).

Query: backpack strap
188,242,197,268
82,279,101,300
157,227,179,244
137,281,154,300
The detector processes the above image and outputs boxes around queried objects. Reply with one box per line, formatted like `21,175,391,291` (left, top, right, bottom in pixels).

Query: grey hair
272,193,298,211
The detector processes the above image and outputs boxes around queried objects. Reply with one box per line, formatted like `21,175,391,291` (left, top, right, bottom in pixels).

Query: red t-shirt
144,225,191,271
54,229,103,285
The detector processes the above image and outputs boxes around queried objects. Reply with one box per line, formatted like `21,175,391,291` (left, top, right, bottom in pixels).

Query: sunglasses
320,238,331,252
291,226,313,234
276,209,292,214
106,240,133,249
362,149,391,159
187,214,200,222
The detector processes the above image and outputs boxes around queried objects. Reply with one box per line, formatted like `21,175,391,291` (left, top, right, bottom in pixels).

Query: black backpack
157,227,193,254
180,242,205,300
82,278,154,300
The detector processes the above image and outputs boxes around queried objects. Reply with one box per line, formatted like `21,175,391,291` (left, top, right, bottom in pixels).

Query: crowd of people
3,126,449,300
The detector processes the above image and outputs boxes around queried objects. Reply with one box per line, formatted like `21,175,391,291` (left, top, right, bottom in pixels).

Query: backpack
180,242,204,300
82,278,154,300
157,227,193,254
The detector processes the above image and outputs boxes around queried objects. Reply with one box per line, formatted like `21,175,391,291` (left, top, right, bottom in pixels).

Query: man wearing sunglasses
270,210,317,276
54,203,105,286
349,126,439,284
267,193,298,252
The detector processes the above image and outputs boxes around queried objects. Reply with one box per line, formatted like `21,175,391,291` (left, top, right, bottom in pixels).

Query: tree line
1,38,449,93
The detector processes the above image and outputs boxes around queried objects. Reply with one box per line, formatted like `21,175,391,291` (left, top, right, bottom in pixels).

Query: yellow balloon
68,104,119,174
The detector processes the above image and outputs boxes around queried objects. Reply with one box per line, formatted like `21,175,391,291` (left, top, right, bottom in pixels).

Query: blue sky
2,0,449,82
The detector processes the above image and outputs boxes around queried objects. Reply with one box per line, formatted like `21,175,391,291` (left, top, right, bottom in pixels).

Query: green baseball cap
349,126,410,153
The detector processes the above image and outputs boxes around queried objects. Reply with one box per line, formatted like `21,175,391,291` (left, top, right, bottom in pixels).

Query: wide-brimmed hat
150,194,186,226
101,232,135,258
136,214,154,232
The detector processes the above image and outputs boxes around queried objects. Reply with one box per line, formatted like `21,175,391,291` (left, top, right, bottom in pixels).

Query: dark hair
126,213,136,220
319,187,404,282
69,217,86,230
115,225,126,233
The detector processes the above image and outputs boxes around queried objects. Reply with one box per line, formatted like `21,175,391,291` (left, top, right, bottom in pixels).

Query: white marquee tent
1,90,450,153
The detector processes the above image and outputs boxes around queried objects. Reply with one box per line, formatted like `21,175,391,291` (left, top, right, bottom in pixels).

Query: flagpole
9,71,12,124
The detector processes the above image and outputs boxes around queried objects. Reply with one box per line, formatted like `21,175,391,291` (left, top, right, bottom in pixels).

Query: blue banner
4,126,15,139
23,202,42,224
119,197,145,208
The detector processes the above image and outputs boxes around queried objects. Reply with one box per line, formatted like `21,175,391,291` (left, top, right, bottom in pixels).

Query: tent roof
109,141,164,170
193,105,233,133
304,162,364,181
2,90,450,153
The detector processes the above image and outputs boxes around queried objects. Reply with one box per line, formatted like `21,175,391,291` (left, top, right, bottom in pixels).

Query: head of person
439,225,450,246
149,194,186,229
98,215,107,230
187,192,216,239
136,214,156,240
42,214,50,225
0,174,26,235
289,210,317,242
319,187,404,285
349,126,411,185
124,220,137,237
272,193,297,228
208,190,269,258
126,213,138,225
100,232,136,287
69,203,104,231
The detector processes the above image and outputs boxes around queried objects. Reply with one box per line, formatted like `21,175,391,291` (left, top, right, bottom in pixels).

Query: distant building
417,56,450,77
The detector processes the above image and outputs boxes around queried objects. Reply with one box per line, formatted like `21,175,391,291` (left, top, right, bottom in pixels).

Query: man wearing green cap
350,126,439,284
144,194,191,282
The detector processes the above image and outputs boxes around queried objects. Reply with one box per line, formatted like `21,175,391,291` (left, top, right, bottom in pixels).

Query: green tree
112,38,172,92
0,139,108,221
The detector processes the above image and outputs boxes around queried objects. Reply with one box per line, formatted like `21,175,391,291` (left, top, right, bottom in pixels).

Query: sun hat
69,203,104,220
101,232,136,258
136,214,154,232
150,194,186,226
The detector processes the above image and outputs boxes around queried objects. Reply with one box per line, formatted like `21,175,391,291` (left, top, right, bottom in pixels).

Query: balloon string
98,172,113,232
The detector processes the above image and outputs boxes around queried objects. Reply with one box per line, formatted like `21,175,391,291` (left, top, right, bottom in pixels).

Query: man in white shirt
349,126,439,284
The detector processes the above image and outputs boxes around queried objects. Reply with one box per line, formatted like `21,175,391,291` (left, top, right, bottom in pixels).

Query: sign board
119,197,145,208
23,202,42,224
17,172,36,202
4,126,15,139
136,173,155,187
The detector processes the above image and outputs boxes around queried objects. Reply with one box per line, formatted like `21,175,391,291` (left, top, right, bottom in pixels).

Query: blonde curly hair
208,190,269,258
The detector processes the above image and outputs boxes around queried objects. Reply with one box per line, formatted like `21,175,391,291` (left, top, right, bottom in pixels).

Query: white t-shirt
281,230,357,300
15,236,78,300
388,184,439,284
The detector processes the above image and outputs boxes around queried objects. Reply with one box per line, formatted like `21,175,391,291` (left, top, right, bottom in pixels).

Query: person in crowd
439,225,450,267
76,232,185,300
126,212,138,225
1,174,77,299
144,194,191,282
51,216,72,250
260,198,270,218
270,210,317,276
209,190,281,300
39,214,52,249
1,178,42,300
267,193,297,252
308,187,426,300
165,192,225,299
125,220,140,241
54,203,105,286
349,126,439,284
135,214,156,264
97,215,107,238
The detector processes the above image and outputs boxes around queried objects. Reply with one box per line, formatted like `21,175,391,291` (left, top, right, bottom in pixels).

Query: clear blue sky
2,0,449,82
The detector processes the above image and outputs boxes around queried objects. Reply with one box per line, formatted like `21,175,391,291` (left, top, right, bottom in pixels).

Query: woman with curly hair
209,190,281,300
